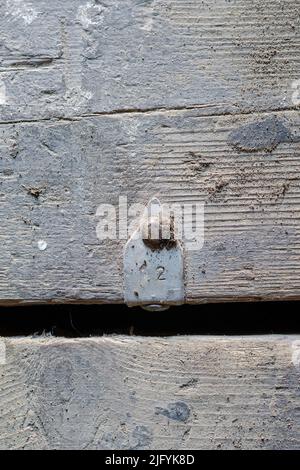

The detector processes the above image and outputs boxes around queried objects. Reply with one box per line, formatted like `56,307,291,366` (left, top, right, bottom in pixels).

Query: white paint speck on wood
5,0,39,25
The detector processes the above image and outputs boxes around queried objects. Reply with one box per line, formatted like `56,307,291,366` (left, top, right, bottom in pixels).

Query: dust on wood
0,335,299,450
0,0,299,303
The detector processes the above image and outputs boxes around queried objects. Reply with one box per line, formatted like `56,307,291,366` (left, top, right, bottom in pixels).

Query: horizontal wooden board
0,0,299,303
0,0,299,121
0,335,299,449
0,109,299,303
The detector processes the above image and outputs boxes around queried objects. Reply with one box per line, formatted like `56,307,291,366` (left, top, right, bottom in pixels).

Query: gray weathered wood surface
0,0,299,303
0,335,299,449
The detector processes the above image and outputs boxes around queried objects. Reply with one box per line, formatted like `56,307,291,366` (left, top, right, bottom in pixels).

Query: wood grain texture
0,110,299,303
0,0,299,303
0,0,299,121
0,335,299,449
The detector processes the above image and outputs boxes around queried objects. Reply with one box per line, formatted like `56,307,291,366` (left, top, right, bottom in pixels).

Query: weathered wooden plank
0,335,299,449
0,0,299,121
0,0,299,303
0,109,299,303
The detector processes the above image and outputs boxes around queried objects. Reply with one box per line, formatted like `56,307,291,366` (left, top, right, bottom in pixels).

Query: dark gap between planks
0,301,298,337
